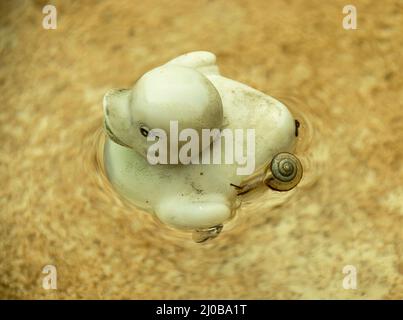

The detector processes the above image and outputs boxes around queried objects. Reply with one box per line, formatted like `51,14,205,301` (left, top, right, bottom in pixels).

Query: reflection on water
87,93,324,244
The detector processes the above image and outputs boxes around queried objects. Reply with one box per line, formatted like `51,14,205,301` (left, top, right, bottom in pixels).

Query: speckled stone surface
0,0,402,299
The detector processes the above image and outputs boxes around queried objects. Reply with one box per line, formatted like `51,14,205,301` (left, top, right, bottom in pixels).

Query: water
2,0,400,300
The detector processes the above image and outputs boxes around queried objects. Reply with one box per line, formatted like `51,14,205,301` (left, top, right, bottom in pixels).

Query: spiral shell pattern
264,152,303,191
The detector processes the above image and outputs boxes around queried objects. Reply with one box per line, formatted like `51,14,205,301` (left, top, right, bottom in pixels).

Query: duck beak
103,89,133,148
104,118,131,148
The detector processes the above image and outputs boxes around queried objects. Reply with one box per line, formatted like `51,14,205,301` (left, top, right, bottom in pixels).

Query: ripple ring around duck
102,51,303,242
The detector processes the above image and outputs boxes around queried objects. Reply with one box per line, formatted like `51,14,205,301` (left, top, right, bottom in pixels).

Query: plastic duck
103,51,302,242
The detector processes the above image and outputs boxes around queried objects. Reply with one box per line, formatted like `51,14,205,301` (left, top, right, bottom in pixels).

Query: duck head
103,65,223,159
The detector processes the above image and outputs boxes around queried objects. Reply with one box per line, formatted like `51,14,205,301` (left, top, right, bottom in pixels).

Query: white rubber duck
103,51,302,242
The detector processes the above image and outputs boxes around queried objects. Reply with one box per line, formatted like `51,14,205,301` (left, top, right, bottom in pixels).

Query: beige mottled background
1,0,402,299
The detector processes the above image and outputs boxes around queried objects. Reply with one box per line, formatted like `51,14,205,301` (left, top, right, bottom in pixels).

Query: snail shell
264,152,303,191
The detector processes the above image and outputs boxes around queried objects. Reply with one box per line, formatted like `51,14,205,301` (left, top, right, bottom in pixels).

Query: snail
234,152,303,195
263,152,303,191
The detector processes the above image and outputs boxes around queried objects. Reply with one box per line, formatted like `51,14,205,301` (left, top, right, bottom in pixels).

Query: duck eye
139,125,150,137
